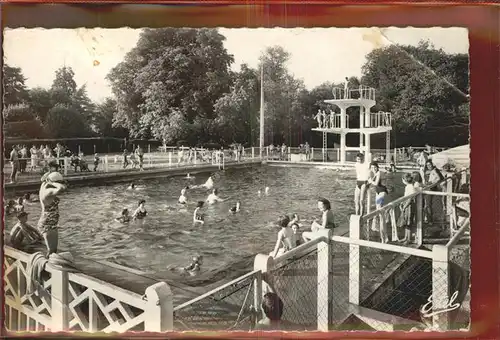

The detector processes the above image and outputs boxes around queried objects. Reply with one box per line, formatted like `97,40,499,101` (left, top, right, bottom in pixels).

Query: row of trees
4,28,470,148
3,65,127,140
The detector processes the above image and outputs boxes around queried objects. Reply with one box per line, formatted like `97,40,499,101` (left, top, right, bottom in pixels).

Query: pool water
5,165,404,287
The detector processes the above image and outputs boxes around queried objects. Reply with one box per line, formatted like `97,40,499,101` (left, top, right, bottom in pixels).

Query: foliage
44,104,92,138
107,28,234,144
94,97,129,137
362,41,469,146
3,104,45,138
3,65,29,107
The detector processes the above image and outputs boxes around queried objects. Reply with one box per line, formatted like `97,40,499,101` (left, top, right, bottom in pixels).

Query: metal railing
332,86,376,101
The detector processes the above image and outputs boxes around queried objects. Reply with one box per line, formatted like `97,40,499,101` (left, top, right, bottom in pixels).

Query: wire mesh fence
264,246,320,330
173,271,258,332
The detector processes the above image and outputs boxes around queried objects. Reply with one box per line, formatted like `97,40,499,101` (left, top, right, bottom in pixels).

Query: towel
26,252,48,295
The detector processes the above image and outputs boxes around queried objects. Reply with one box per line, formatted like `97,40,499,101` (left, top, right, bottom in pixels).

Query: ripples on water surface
6,165,403,287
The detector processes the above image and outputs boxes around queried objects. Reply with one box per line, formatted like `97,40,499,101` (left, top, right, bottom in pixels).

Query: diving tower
312,85,392,164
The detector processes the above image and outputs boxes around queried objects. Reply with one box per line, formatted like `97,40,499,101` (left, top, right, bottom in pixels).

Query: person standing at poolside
354,153,370,215
368,162,389,243
38,172,66,255
9,145,20,184
421,159,445,225
135,145,144,171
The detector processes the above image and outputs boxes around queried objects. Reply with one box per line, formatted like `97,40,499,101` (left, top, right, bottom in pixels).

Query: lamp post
259,62,264,159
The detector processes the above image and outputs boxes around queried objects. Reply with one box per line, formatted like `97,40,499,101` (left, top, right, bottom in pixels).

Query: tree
214,64,260,145
107,28,234,144
258,46,306,145
27,87,53,122
3,104,45,138
3,65,29,107
44,104,91,138
94,97,129,137
51,66,77,98
361,41,469,146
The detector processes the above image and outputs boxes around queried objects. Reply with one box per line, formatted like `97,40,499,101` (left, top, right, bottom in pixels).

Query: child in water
14,197,25,213
116,208,130,223
178,187,188,205
10,212,42,248
229,201,241,213
183,255,203,275
193,201,205,224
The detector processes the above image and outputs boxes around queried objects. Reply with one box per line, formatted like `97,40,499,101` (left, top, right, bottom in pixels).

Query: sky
3,27,468,103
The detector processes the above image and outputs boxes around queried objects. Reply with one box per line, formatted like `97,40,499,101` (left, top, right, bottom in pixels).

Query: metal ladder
322,131,327,162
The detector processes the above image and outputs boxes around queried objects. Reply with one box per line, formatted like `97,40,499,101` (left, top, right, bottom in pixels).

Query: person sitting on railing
270,215,295,258
254,292,284,330
10,211,43,248
422,159,445,224
368,162,389,243
302,198,335,242
398,173,417,245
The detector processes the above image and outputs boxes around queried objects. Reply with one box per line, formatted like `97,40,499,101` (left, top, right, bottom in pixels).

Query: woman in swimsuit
270,215,295,258
193,201,205,224
422,160,445,224
289,214,302,247
354,153,370,215
302,198,335,242
132,200,147,220
37,171,66,255
368,162,389,243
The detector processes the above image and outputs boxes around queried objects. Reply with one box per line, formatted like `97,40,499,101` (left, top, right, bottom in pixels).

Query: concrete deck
4,159,262,194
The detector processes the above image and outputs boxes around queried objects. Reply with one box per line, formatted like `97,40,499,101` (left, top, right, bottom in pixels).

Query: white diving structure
312,84,392,164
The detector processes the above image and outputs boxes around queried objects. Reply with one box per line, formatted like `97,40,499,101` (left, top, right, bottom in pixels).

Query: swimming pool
5,165,404,287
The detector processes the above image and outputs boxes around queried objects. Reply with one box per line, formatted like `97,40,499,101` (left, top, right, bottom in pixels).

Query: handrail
421,191,470,198
331,235,434,259
173,269,260,312
446,219,471,248
272,236,327,266
362,168,469,221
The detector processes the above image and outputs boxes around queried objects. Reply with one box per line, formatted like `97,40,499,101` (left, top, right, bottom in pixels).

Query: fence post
316,229,333,331
168,152,172,167
336,148,340,162
415,193,423,246
446,173,453,224
252,147,255,159
266,147,269,158
431,245,450,330
311,147,315,161
194,149,198,165
349,215,361,305
143,282,174,331
253,254,274,322
104,155,109,173
287,147,291,161
460,167,467,186
63,157,68,176
49,266,70,331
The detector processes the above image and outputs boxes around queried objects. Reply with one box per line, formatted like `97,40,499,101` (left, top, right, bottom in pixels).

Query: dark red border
1,2,499,340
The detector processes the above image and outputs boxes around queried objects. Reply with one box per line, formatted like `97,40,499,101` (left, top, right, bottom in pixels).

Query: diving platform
313,84,393,163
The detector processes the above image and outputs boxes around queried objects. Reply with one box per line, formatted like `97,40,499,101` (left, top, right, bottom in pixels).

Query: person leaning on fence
254,292,284,330
398,173,417,245
422,159,445,224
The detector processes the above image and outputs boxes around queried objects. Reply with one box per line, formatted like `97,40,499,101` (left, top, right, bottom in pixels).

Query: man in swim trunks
354,153,370,215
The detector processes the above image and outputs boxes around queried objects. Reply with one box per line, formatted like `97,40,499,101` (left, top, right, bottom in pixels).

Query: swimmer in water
229,201,241,213
178,187,188,205
265,187,270,195
193,201,205,224
183,255,203,274
132,200,147,220
206,189,226,204
14,197,25,213
115,208,130,223
127,182,136,190
185,173,195,180
258,190,262,197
